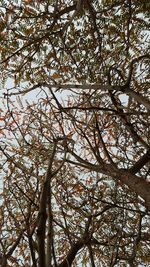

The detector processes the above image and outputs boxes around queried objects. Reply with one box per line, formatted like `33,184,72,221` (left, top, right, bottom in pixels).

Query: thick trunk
107,167,150,210
67,152,150,210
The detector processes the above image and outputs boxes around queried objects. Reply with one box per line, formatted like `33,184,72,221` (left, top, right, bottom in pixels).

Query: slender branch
46,182,53,267
61,0,83,34
108,91,149,150
88,245,96,267
1,232,23,267
58,217,92,267
126,54,150,86
5,83,115,96
28,234,37,267
58,240,83,267
129,150,150,174
95,117,115,165
37,142,57,267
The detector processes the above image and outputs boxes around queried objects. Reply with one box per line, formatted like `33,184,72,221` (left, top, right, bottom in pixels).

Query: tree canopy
0,1,150,267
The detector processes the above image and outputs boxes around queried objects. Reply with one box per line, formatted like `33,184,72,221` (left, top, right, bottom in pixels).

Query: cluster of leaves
0,0,149,86
0,0,150,267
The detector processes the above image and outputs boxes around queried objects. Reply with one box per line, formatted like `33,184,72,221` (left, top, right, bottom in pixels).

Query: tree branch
129,150,150,174
67,150,150,210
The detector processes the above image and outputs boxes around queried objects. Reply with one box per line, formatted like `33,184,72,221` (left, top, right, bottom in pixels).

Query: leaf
51,72,62,79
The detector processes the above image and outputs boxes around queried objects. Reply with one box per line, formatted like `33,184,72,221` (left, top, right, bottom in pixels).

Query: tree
0,0,150,266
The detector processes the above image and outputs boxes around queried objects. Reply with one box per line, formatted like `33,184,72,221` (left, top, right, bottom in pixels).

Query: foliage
0,0,150,267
